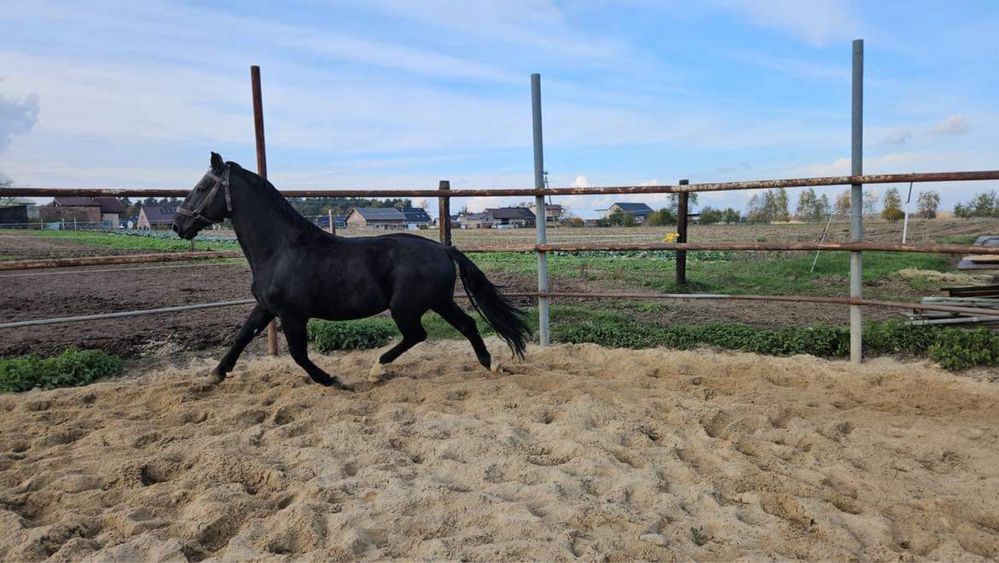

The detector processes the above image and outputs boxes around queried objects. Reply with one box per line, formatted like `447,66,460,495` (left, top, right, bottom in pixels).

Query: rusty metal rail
1,241,995,272
0,251,243,271
4,292,998,331
5,169,999,199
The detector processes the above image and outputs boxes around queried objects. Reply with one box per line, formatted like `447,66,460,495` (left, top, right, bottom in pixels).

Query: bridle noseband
177,166,232,225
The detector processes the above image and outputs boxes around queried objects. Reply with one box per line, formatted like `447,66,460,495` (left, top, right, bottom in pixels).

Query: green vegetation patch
0,229,238,253
307,318,397,351
555,313,998,371
0,348,123,393
309,304,997,370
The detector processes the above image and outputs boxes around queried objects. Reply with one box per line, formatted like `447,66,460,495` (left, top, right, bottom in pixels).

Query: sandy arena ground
1,340,997,561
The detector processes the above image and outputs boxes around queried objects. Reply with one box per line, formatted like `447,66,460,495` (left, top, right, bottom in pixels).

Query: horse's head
173,152,233,239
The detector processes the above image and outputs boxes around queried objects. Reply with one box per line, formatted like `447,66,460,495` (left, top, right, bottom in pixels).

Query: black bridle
177,166,232,225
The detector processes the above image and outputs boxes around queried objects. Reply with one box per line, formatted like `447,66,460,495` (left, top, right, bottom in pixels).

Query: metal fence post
438,180,452,246
531,73,550,347
328,209,336,235
251,64,279,357
850,39,864,364
676,179,689,286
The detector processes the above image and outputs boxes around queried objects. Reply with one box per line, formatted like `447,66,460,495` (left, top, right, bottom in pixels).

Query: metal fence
4,39,999,363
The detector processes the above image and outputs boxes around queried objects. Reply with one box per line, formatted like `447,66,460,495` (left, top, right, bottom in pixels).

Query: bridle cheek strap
177,166,232,225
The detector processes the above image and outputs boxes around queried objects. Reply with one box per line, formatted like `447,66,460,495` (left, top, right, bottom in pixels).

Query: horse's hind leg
432,300,495,372
370,309,427,381
282,316,352,390
212,303,274,382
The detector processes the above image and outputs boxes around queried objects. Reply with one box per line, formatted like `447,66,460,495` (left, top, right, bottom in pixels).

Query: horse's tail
445,246,531,359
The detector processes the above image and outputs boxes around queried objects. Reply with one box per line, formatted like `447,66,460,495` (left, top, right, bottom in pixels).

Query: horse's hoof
368,362,385,382
207,369,226,385
490,360,501,373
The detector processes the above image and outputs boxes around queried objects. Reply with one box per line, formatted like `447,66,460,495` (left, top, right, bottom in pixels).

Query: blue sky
0,0,997,218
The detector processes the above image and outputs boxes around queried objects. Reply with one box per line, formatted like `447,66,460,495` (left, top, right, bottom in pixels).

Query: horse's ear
210,152,225,173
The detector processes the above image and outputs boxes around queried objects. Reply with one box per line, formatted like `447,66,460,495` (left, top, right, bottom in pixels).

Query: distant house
605,202,654,224
316,214,347,231
44,196,126,228
345,207,406,230
462,212,495,229
0,205,29,227
137,206,177,229
485,207,536,228
400,208,432,229
528,202,565,225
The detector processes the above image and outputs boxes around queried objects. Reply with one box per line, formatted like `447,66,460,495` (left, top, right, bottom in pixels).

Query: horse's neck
229,175,312,268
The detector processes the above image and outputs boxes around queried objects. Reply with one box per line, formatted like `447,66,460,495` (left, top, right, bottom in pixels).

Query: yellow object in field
663,232,680,242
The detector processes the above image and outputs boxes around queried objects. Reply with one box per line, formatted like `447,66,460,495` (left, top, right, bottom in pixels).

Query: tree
607,210,636,226
646,207,677,226
881,188,904,221
773,188,790,221
667,192,699,209
863,188,879,215
721,208,741,224
746,193,768,223
834,190,851,218
796,188,818,221
916,190,940,219
746,189,789,223
0,172,26,207
795,188,831,222
698,207,724,224
953,190,999,218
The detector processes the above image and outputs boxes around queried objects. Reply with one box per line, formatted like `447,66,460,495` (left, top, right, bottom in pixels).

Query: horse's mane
229,162,321,234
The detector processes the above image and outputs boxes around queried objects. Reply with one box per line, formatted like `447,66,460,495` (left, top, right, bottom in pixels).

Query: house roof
52,196,125,214
400,208,432,223
140,206,177,223
465,212,493,222
316,215,347,228
350,207,405,222
486,207,535,220
610,202,654,214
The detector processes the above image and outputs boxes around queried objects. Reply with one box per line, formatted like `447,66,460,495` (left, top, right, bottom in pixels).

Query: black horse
173,152,530,390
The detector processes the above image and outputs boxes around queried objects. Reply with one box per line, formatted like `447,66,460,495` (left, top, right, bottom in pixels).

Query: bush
554,317,999,371
307,318,397,351
0,348,123,393
928,329,999,371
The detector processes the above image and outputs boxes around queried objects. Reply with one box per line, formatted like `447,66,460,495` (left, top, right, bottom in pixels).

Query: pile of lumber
908,284,999,330
958,235,999,271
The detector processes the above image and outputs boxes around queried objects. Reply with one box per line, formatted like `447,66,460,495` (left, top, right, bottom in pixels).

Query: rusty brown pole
0,251,243,271
438,180,452,246
676,179,689,286
11,170,999,199
1,240,995,272
251,65,279,357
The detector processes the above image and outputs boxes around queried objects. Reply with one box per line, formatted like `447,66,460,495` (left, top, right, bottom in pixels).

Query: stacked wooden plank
958,235,999,271
908,284,999,329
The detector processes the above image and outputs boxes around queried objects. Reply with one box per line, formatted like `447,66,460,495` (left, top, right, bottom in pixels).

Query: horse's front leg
282,316,353,391
211,303,275,383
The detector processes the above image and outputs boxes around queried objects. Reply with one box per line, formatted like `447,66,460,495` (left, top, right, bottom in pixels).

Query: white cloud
931,115,969,135
570,175,591,188
883,130,912,145
0,89,40,153
717,0,860,46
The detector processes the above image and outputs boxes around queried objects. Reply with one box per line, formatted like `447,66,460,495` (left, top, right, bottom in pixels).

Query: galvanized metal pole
251,65,279,357
531,73,550,347
849,40,864,363
901,181,913,244
328,209,335,235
